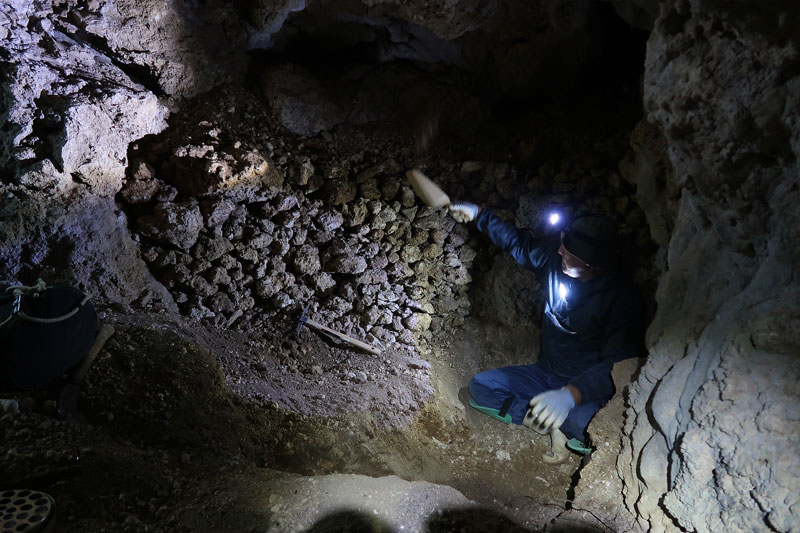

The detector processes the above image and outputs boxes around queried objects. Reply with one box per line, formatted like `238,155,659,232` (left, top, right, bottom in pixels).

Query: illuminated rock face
0,0,173,305
608,2,800,531
2,0,799,530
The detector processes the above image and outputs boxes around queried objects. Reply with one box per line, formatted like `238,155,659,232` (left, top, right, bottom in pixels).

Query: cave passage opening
242,0,651,151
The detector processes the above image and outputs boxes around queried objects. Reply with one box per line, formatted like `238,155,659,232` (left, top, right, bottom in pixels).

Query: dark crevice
565,453,591,511
657,433,686,531
107,57,167,98
16,235,76,286
27,95,69,173
51,20,166,97
267,22,387,69
749,491,780,532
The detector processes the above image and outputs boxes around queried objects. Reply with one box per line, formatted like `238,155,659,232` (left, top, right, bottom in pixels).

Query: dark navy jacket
476,208,646,404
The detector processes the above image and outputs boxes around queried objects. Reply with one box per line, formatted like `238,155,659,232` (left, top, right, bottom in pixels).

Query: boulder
292,245,322,275
259,64,349,137
322,179,357,206
138,202,204,251
119,161,162,204
163,140,282,199
328,255,368,275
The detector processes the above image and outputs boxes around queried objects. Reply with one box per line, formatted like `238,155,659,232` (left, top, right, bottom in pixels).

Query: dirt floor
0,309,594,532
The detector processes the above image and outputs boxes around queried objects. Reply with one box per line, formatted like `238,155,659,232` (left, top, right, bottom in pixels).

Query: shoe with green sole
566,438,592,455
468,398,512,424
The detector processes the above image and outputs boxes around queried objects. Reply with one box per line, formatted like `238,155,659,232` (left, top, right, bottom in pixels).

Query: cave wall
2,0,800,531
609,1,800,530
88,0,247,98
120,108,477,349
0,0,250,303
0,0,175,304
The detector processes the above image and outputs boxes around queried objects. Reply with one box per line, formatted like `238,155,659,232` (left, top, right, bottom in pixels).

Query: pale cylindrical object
406,169,451,208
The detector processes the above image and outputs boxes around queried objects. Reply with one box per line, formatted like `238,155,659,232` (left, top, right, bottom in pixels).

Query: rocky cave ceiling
1,0,799,532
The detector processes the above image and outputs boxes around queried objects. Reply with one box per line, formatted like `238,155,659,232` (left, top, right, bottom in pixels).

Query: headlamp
544,207,570,232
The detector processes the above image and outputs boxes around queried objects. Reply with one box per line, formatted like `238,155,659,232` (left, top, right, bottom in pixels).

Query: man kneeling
449,201,647,463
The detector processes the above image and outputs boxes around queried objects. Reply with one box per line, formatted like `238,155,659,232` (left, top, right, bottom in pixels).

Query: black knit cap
562,212,620,269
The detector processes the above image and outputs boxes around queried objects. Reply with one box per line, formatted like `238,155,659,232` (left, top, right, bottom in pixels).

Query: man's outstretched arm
449,205,554,272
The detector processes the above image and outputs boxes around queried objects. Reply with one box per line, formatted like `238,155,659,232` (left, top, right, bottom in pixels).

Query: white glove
523,387,575,434
448,201,479,223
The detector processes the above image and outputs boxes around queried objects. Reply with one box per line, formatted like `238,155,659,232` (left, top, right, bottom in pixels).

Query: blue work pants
468,364,603,441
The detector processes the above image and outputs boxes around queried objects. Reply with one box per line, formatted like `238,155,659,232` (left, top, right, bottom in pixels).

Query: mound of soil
0,311,586,532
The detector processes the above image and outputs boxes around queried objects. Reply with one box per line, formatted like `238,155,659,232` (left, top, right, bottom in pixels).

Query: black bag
0,281,97,390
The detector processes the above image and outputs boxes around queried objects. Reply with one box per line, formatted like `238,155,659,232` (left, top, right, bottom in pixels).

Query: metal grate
0,490,55,533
